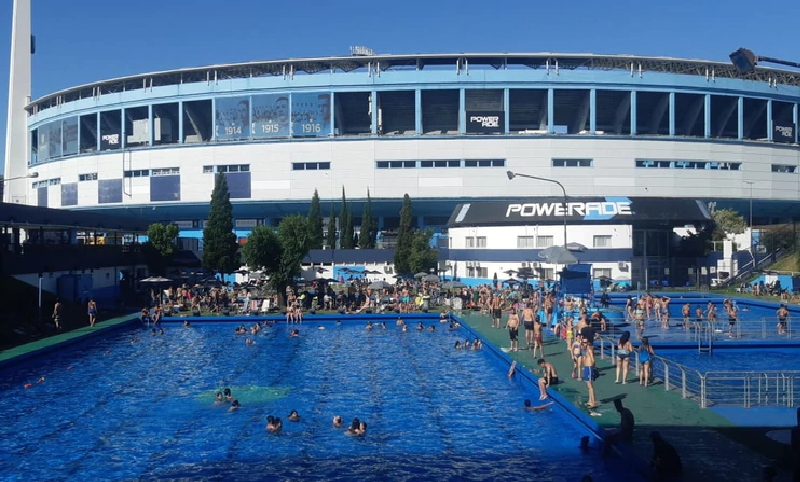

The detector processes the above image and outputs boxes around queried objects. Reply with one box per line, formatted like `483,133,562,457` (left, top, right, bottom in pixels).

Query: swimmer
427,325,435,332
333,415,344,428
382,321,386,330
37,377,45,384
183,320,191,327
524,399,554,411
288,410,301,422
131,337,140,344
266,415,282,432
396,317,404,326
159,328,165,335
229,399,241,412
357,421,367,436
455,341,462,350
473,338,482,350
290,329,300,338
417,322,424,331
246,338,257,345
464,340,471,349
223,388,232,401
366,321,373,331
345,418,361,436
215,392,224,405
151,329,156,336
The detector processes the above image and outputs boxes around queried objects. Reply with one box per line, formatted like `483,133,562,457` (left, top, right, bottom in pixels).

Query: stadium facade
3,1,800,286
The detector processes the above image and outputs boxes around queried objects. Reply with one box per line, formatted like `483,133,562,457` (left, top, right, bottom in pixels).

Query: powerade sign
466,110,504,134
774,124,795,143
506,201,633,220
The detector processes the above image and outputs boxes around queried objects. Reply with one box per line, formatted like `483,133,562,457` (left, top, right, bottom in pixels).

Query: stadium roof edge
28,52,800,112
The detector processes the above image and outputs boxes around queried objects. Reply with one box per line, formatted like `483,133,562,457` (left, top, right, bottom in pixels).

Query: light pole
507,171,568,247
743,180,757,270
0,172,39,203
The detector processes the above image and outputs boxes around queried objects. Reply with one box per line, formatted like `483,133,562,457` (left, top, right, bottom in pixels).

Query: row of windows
465,266,611,280
202,164,250,174
772,164,798,173
124,167,180,178
79,173,98,181
464,235,613,249
32,178,61,188
292,162,331,171
375,159,506,170
552,158,593,167
634,159,742,171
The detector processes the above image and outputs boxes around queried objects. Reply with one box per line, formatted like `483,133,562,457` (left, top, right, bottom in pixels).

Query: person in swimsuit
87,299,97,327
660,296,671,329
634,303,645,334
581,339,598,407
532,315,545,359
615,331,633,384
681,302,691,330
52,299,62,330
506,308,521,352
522,303,536,350
777,304,789,335
571,335,582,378
537,358,559,400
726,301,738,338
639,336,655,387
491,294,503,329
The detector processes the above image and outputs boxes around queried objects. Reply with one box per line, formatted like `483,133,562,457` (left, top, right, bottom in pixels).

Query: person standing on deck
506,308,521,352
522,303,536,350
491,293,503,329
52,299,62,330
580,338,598,408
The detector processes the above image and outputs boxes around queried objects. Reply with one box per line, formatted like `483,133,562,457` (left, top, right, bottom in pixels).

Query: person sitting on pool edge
228,399,240,412
288,410,301,422
333,415,344,428
537,358,559,400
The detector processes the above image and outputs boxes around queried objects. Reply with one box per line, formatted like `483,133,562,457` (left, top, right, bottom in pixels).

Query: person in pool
290,329,299,338
215,392,224,405
345,418,360,435
333,415,344,428
266,415,282,432
229,399,240,412
223,388,232,402
288,410,301,422
455,341,462,350
416,322,424,331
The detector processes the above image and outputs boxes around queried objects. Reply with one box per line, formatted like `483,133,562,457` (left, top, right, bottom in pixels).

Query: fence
604,315,796,341
596,335,800,408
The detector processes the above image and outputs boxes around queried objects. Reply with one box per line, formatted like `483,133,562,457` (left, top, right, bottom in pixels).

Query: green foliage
307,189,324,249
202,173,240,274
711,209,746,241
359,189,375,249
407,229,438,275
326,203,337,250
394,194,414,274
676,225,712,257
145,223,180,275
243,216,312,306
339,187,351,249
343,210,355,249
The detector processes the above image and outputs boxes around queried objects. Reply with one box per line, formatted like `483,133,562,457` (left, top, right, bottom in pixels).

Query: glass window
476,236,487,248
517,235,535,249
465,237,475,248
593,235,612,249
536,236,553,248
593,268,612,280
79,173,98,182
477,267,488,278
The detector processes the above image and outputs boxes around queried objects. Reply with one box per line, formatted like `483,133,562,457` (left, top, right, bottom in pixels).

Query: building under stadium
3,2,799,287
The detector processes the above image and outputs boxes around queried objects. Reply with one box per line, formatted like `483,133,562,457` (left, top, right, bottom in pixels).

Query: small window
434,160,448,167
465,237,475,248
592,268,612,280
203,166,213,173
476,236,487,248
771,164,796,173
420,160,434,168
593,235,612,249
552,158,593,167
517,236,535,249
79,173,98,182
491,159,505,167
403,161,417,168
536,236,553,248
389,161,403,169
464,160,477,167
376,161,390,169
477,267,488,278
318,162,331,170
538,268,554,280
292,163,305,171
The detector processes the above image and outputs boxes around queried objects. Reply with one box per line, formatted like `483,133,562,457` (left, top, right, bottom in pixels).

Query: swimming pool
0,319,638,481
656,349,800,373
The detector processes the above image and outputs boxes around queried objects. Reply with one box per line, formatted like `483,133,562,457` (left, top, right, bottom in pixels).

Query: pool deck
0,313,137,368
459,312,793,482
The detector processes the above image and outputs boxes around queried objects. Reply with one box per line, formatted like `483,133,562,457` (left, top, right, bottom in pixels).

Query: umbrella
369,280,390,290
442,280,467,289
140,276,172,283
504,269,518,275
538,246,578,265
566,242,588,252
503,278,519,285
423,274,440,283
414,272,428,280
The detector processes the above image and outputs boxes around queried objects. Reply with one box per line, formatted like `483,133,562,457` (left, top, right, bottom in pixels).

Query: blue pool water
657,349,800,373
0,320,637,481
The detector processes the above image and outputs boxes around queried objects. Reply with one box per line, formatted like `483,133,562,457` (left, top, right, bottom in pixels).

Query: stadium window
772,164,797,173
152,167,180,176
79,173,98,182
375,161,390,169
491,160,506,167
476,236,487,248
420,161,434,168
552,158,593,167
124,170,150,178
593,235,612,249
477,267,488,278
203,166,214,173
465,236,475,248
206,164,250,174
434,160,449,168
536,236,553,248
592,268,612,280
517,236,535,249
318,162,331,170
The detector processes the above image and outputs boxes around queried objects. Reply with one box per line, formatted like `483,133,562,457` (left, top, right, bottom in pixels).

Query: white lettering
505,202,633,218
469,116,500,128
101,133,120,145
776,125,793,137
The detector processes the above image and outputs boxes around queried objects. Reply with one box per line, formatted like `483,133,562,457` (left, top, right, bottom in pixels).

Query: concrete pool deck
458,311,794,482
0,313,138,368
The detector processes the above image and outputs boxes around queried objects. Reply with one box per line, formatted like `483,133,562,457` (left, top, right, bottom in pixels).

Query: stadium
5,43,800,286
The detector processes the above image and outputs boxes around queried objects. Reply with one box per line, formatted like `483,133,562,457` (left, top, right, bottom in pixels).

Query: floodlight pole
507,171,568,247
744,180,757,271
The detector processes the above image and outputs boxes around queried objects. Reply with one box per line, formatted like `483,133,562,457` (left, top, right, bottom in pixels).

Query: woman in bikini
87,299,97,327
615,331,633,384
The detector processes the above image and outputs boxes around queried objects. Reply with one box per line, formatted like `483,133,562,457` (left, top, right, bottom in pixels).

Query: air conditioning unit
521,262,529,268
618,262,628,271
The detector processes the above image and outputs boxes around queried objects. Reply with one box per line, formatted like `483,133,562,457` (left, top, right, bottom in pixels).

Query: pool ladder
697,320,714,355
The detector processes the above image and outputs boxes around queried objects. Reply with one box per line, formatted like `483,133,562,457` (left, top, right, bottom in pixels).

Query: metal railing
596,335,800,408
606,316,796,341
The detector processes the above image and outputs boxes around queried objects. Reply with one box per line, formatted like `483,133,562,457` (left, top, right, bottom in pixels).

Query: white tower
3,0,32,203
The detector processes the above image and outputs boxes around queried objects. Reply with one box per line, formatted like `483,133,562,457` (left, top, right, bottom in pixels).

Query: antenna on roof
349,46,375,57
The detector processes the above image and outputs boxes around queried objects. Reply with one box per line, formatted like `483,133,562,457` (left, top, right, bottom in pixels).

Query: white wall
26,137,800,208
448,224,632,250
447,260,626,284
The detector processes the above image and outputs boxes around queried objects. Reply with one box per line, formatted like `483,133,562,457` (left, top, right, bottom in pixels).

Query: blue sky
1,0,799,171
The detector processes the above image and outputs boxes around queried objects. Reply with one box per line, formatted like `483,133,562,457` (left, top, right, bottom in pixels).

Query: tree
711,209,746,241
326,203,337,250
144,223,180,275
203,173,240,274
343,210,355,249
408,229,438,275
359,189,375,249
339,187,351,249
307,189,324,249
394,194,414,274
243,216,311,306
